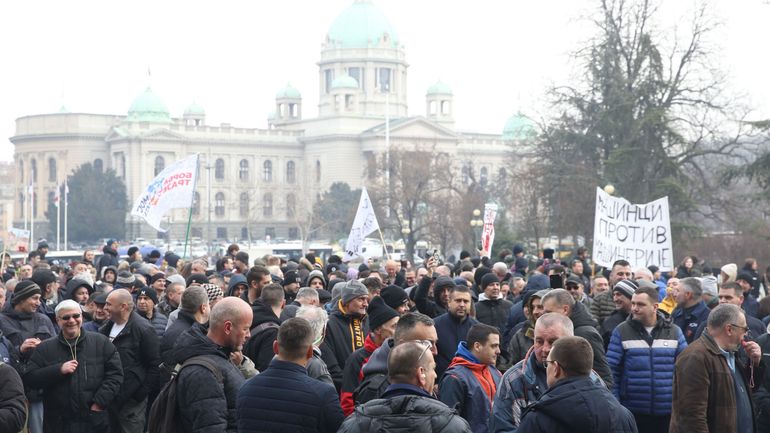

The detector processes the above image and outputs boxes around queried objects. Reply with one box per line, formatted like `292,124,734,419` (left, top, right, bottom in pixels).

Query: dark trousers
634,413,670,433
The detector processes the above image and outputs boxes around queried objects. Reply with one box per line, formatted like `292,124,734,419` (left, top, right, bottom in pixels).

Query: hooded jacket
242,300,281,373
97,246,119,277
439,342,502,433
226,274,248,297
569,302,613,388
173,324,245,433
413,276,448,318
24,331,123,433
517,376,637,433
341,334,380,416
324,299,370,374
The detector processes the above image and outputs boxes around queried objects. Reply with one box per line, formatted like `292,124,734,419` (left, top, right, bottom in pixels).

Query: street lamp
470,209,483,251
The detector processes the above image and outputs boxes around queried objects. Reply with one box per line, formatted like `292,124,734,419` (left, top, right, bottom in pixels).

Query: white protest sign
480,203,498,258
343,187,381,261
592,187,674,271
131,154,199,232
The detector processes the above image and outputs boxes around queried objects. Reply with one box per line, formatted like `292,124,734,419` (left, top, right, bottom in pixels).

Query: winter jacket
413,276,448,318
0,362,26,432
173,324,245,433
157,298,178,318
138,307,168,338
601,309,629,350
590,290,616,327
671,300,710,343
356,338,394,404
82,319,105,334
338,383,472,433
236,358,344,433
306,346,334,387
318,339,343,391
491,346,605,433
439,342,502,433
0,309,57,355
743,293,760,319
475,296,512,335
693,313,765,341
606,313,687,416
160,309,199,368
569,302,613,388
434,312,478,379
242,300,281,372
23,331,123,433
752,333,770,432
226,274,248,297
324,300,369,374
96,246,119,277
99,311,160,407
518,376,637,433
506,321,533,367
670,330,763,433
341,334,379,416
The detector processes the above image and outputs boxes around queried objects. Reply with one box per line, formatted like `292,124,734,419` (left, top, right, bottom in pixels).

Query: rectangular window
265,227,276,239
216,227,227,239
324,69,334,94
377,68,391,92
288,227,299,239
347,67,364,89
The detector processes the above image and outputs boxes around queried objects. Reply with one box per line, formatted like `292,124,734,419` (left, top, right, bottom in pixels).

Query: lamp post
401,227,411,262
470,208,483,252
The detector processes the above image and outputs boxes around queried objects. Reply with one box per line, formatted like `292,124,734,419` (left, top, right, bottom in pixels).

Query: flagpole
182,154,200,259
377,228,390,260
56,185,60,251
30,182,34,251
64,179,68,249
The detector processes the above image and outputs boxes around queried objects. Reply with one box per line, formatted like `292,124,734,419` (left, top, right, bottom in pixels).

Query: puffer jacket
23,331,123,433
590,290,616,327
606,313,687,415
0,309,56,354
338,383,471,433
475,295,513,334
518,376,637,433
138,307,168,338
173,324,245,433
0,362,26,432
439,342,502,433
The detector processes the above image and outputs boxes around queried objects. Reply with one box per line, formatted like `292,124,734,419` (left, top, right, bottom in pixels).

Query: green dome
127,87,171,123
427,81,452,96
503,113,537,140
184,101,205,116
276,83,301,99
331,74,359,90
327,1,398,49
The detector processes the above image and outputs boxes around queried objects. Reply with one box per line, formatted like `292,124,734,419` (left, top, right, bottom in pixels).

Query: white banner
131,154,199,232
7,228,31,252
480,203,498,258
592,187,673,271
343,187,380,262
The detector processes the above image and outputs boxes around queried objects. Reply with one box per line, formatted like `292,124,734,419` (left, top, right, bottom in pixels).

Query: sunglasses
415,339,434,362
59,313,81,321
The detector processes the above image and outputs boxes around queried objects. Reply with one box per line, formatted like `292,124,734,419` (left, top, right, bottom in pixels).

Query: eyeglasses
59,313,81,321
543,358,557,368
415,340,434,362
730,323,749,333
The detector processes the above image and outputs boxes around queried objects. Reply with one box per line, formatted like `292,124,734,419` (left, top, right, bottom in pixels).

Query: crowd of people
0,240,768,433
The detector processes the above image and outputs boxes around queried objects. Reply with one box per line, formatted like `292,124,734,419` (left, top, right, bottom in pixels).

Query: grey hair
296,287,319,302
493,262,508,274
634,268,653,281
541,289,575,308
180,285,209,314
680,277,702,297
295,306,328,345
707,303,743,330
535,312,574,336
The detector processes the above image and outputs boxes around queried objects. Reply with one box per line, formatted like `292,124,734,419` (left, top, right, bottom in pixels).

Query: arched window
263,160,273,182
286,193,296,218
239,159,249,181
480,167,488,186
192,191,200,216
215,159,225,180
31,159,37,183
239,192,249,217
119,154,126,179
286,161,296,184
154,156,165,176
94,159,103,172
263,193,273,217
48,158,57,182
215,192,225,216
315,160,321,182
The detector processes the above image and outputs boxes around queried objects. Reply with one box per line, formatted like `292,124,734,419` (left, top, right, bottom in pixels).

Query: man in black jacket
24,299,124,432
101,289,160,433
159,285,210,382
242,283,284,372
0,358,26,432
339,341,471,433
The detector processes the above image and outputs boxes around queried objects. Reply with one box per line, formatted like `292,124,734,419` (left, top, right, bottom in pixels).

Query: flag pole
56,184,61,251
64,179,68,249
30,182,34,251
182,154,200,259
377,228,390,260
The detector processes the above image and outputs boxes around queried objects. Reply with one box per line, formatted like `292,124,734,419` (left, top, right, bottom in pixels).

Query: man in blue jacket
606,285,686,433
434,285,479,379
671,277,710,343
237,317,344,433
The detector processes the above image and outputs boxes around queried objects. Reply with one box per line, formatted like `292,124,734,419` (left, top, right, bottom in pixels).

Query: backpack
353,372,390,406
148,355,223,433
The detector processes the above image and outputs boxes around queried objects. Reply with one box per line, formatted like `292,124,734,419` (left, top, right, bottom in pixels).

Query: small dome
327,0,398,49
331,74,359,90
127,87,171,123
427,81,452,96
267,111,276,120
503,113,537,140
183,101,205,116
276,84,301,99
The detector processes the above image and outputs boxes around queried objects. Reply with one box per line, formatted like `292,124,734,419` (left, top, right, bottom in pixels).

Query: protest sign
131,154,199,232
343,187,380,261
480,203,498,258
592,187,673,271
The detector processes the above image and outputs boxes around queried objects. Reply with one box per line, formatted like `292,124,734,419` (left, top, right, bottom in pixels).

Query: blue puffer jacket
606,313,687,416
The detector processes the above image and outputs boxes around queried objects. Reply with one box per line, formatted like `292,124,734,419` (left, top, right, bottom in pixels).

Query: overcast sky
1,0,768,162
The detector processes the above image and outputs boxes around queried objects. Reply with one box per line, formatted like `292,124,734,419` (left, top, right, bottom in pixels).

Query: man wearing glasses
671,303,762,433
518,336,637,433
24,299,124,432
671,277,710,344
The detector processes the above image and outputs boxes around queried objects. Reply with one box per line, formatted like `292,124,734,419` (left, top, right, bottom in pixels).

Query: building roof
427,81,453,96
276,83,302,99
331,74,359,90
326,0,398,49
127,87,171,123
184,101,205,116
503,112,536,140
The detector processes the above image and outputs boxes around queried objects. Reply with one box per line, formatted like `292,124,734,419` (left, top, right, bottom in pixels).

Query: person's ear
306,345,313,360
273,340,280,355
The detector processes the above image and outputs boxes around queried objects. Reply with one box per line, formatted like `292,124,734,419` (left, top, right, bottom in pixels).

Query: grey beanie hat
340,280,369,304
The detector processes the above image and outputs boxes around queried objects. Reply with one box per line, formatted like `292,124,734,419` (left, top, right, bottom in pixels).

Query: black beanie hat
367,296,399,331
12,280,42,306
613,279,638,300
137,286,159,305
30,269,57,288
481,273,500,290
186,273,209,287
380,285,408,310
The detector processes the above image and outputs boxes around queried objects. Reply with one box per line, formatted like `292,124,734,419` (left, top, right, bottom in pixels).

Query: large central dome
326,0,398,49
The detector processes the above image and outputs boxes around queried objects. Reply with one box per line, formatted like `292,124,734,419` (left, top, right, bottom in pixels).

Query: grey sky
1,0,768,162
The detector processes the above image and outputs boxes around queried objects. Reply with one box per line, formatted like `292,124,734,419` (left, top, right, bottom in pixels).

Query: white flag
480,203,498,258
53,185,60,208
131,154,199,232
343,187,380,261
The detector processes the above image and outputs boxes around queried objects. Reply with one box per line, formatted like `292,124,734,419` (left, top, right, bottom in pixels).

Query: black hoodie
242,300,280,372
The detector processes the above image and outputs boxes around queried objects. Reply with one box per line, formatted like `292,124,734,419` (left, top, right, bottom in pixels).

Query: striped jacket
606,313,687,416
